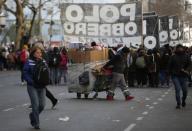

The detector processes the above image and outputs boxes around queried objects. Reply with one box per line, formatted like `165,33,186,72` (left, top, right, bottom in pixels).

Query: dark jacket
168,53,191,77
48,51,61,67
104,52,127,74
108,48,116,60
160,52,171,70
23,58,47,86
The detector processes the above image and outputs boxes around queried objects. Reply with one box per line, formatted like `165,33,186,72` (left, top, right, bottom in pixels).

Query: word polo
63,4,139,37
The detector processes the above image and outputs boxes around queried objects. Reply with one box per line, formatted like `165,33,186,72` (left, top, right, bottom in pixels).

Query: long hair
29,46,43,60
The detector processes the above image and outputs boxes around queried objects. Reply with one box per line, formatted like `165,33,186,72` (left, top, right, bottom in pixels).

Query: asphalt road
0,70,192,131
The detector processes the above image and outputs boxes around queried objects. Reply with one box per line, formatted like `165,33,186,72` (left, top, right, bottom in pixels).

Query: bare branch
26,3,37,13
25,0,50,12
4,4,16,16
38,0,51,9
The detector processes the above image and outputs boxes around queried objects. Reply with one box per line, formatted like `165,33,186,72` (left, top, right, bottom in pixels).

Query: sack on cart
79,71,89,86
91,67,112,92
68,68,95,94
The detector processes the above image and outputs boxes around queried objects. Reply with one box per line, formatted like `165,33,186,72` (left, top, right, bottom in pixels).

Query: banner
158,16,169,47
60,2,142,48
143,14,159,49
169,16,179,46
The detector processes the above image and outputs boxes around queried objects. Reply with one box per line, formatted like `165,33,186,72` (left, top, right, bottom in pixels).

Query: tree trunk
0,0,6,10
27,10,36,44
15,0,24,51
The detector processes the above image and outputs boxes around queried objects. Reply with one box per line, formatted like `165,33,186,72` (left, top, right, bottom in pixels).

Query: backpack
79,71,90,86
33,60,50,87
135,56,146,68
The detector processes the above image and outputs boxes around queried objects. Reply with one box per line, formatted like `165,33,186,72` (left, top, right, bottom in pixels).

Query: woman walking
23,46,48,129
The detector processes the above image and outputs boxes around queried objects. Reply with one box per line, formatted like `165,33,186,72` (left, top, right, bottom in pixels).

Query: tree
3,0,24,50
15,0,25,50
2,0,50,50
24,0,50,44
0,0,6,11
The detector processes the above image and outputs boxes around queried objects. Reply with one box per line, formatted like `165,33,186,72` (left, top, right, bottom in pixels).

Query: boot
125,95,134,101
106,95,114,100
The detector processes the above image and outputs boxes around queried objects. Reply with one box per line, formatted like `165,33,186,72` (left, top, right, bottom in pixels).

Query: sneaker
182,101,186,107
28,105,32,109
106,95,114,100
52,99,58,109
34,126,40,130
125,96,134,101
176,105,181,109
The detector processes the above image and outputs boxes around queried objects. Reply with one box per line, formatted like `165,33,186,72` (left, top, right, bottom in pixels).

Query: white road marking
124,123,136,131
145,98,150,101
142,111,148,115
59,117,70,122
165,92,169,95
153,102,158,105
168,89,172,92
149,106,154,109
112,120,120,122
22,103,30,107
136,117,144,121
3,108,14,112
145,105,150,107
130,107,135,110
161,95,165,97
158,98,163,101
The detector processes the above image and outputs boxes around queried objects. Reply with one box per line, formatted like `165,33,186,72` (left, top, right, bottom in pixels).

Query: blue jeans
58,68,68,84
159,70,169,86
171,76,188,105
50,67,60,84
27,85,46,127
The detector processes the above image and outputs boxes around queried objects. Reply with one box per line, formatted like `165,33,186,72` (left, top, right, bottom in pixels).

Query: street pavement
0,70,192,131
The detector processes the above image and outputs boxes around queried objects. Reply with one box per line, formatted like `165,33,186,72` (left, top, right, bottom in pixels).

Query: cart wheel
84,93,89,99
77,93,81,99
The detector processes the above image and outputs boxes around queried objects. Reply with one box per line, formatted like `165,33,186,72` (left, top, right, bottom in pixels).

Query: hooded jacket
168,52,191,77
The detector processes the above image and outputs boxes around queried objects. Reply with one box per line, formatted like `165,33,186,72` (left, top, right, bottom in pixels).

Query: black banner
143,14,159,49
158,16,169,47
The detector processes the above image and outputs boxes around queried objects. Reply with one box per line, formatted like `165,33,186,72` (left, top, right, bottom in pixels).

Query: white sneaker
21,82,25,85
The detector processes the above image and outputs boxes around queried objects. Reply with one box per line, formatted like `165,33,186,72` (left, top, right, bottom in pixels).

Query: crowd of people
0,42,69,86
0,41,192,129
107,44,192,110
108,44,192,89
0,42,192,91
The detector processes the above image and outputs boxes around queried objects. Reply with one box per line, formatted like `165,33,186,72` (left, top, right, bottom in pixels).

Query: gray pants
108,72,130,97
